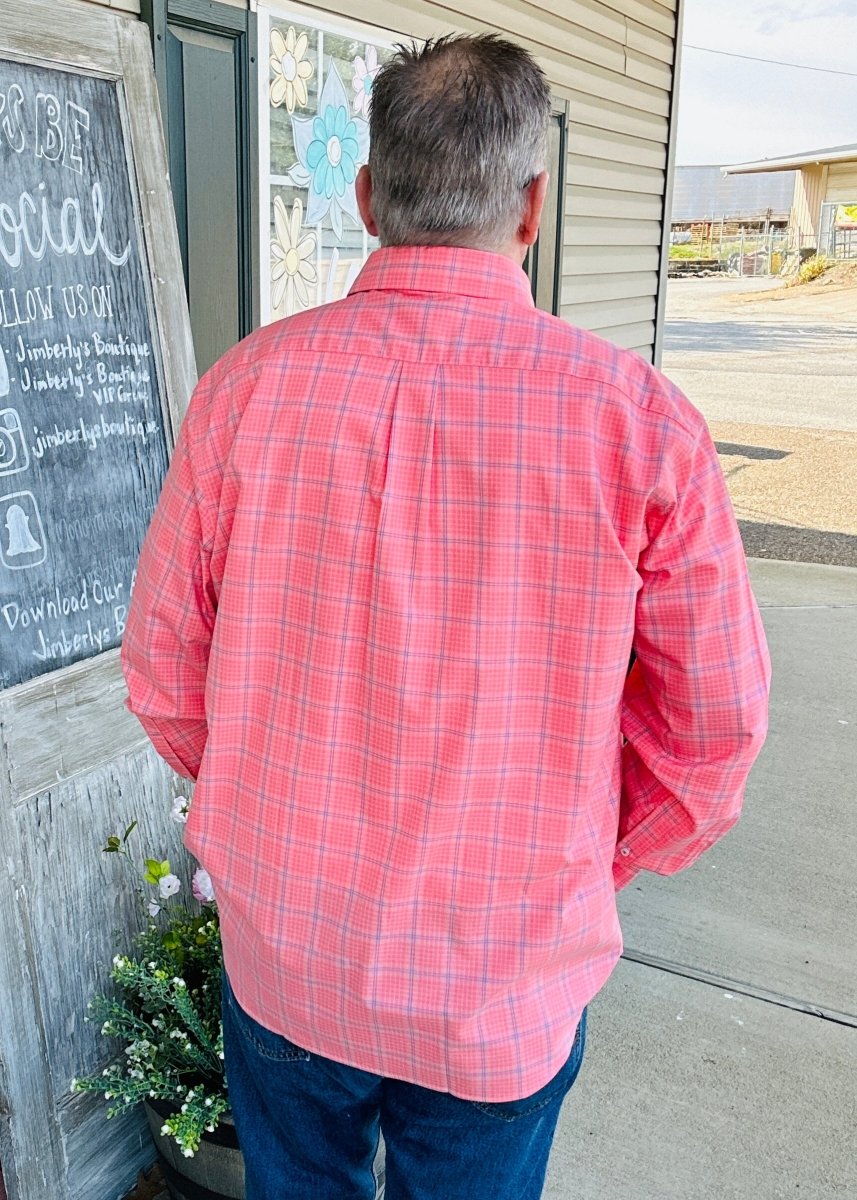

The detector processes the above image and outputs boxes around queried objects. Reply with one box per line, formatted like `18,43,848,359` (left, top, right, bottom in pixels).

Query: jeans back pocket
223,973,311,1063
470,1009,587,1123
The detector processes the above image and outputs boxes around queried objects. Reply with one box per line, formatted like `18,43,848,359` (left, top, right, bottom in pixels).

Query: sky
676,0,857,165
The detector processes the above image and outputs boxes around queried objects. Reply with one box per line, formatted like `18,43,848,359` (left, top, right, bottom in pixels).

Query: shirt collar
349,245,535,308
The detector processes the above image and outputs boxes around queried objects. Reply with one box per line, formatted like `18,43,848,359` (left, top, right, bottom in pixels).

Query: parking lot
663,275,857,565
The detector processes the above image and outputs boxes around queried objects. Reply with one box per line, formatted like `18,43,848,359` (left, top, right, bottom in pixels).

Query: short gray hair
368,35,551,250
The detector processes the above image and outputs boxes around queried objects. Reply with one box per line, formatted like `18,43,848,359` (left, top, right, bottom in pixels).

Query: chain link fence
669,221,820,278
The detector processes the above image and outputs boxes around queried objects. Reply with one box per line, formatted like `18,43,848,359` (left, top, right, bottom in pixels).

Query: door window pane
259,4,396,322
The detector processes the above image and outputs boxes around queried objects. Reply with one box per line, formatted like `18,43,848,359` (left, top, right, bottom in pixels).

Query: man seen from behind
122,34,771,1200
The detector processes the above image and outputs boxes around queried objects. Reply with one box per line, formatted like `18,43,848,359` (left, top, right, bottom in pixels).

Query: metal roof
671,165,795,223
724,143,857,175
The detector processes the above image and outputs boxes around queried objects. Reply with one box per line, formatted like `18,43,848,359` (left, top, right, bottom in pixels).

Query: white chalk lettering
0,85,26,154
19,364,85,400
35,93,63,163
31,409,157,459
91,332,150,363
15,331,87,373
3,577,126,634
0,183,131,270
32,620,112,662
0,285,54,329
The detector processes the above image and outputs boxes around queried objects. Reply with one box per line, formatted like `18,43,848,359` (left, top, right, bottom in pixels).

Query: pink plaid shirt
123,246,770,1101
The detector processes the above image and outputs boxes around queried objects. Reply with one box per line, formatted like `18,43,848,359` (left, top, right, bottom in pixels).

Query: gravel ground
663,276,857,567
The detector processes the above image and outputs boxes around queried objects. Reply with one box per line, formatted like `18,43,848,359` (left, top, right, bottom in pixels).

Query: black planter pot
144,1100,386,1199
144,1099,244,1200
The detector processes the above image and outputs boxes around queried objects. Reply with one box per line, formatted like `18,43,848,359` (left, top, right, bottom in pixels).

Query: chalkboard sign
0,60,170,689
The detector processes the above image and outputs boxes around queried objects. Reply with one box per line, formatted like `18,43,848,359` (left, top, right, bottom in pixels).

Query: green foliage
102,821,138,856
143,858,172,886
668,244,700,260
74,823,226,1158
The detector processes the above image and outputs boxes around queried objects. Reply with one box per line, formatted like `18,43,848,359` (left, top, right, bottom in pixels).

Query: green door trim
140,0,259,340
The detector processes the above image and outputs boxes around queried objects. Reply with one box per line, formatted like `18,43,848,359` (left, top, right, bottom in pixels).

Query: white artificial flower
158,874,181,899
147,901,161,917
192,868,216,905
171,797,190,824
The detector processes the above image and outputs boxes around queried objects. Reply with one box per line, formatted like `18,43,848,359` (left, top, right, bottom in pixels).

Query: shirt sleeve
121,422,215,782
614,422,771,890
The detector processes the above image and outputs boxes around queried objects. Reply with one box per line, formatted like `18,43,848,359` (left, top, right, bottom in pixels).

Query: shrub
72,817,227,1158
796,254,829,285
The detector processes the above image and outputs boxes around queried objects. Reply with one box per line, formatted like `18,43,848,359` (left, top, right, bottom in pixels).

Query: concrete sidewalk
546,558,857,1199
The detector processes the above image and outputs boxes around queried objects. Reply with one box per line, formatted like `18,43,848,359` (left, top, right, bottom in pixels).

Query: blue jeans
222,973,586,1200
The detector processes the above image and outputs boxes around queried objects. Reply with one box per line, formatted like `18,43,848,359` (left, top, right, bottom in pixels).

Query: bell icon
5,503,42,556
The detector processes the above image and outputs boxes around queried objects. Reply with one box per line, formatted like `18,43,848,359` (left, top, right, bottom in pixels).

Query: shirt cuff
127,701,206,781
612,845,639,891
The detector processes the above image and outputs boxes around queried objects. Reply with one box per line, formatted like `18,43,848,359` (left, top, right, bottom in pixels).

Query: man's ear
356,165,379,238
519,171,549,247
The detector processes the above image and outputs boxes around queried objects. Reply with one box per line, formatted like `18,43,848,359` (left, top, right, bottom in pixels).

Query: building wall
281,0,678,359
86,0,681,358
672,165,794,224
791,164,828,244
79,0,140,10
825,161,857,202
86,0,681,359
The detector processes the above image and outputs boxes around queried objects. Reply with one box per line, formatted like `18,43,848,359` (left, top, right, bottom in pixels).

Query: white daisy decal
270,26,313,113
271,196,317,314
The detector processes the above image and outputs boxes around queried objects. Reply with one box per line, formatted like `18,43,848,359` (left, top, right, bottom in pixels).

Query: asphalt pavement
662,277,857,566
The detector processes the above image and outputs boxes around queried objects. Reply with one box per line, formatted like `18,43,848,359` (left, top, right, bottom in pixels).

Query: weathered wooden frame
0,4,195,1199
0,0,196,723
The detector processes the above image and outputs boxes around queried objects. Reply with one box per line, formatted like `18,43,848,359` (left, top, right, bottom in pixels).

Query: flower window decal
352,45,380,119
263,8,393,320
288,63,369,239
270,196,317,314
270,26,314,113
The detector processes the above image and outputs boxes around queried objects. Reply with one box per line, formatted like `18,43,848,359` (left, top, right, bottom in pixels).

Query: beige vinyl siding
791,165,828,243
826,161,857,201
293,0,678,360
124,0,677,356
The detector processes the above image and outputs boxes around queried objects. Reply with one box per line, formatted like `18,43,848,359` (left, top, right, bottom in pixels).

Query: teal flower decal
307,104,359,200
289,64,369,238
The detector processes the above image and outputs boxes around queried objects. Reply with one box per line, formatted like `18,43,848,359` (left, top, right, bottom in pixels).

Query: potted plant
72,805,245,1200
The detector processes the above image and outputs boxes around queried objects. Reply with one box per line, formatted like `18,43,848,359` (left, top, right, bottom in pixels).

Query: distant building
724,143,857,257
672,165,795,226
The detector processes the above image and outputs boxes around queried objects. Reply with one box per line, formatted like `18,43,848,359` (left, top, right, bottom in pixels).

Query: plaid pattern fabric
123,246,770,1101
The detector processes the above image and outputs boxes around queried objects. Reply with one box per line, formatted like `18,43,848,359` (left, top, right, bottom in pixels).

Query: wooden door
0,4,195,1198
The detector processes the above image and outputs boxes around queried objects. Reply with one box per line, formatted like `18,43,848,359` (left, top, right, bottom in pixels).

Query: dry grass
790,255,829,286
786,259,857,290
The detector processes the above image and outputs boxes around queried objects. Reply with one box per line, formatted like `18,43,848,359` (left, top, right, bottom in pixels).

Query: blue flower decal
289,64,369,238
307,104,359,199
